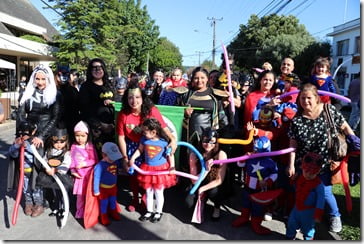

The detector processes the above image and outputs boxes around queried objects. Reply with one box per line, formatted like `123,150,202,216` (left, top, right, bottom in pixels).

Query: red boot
108,208,121,221
251,216,271,235
100,213,111,226
232,208,250,227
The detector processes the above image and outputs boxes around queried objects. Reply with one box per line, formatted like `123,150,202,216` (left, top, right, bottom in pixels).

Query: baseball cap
102,142,122,161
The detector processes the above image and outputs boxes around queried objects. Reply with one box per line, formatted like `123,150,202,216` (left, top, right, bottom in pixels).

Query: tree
294,41,331,81
149,37,182,74
49,0,159,74
228,14,317,75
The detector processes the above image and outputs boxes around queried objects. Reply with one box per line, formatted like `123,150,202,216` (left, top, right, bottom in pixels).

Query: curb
0,119,16,132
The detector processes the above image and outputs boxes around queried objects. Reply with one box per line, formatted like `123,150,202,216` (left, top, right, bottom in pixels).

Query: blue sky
31,0,360,67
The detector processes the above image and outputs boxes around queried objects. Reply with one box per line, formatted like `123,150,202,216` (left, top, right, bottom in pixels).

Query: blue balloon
176,141,206,195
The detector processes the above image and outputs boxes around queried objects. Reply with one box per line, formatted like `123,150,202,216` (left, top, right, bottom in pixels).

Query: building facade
0,0,58,93
327,18,360,97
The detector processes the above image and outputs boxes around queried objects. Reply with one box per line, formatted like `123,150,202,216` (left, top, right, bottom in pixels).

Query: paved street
0,119,339,240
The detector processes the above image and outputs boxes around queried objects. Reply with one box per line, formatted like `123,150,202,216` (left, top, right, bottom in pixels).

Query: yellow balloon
217,129,254,145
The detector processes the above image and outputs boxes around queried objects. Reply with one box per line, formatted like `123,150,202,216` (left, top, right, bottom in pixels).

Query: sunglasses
202,138,217,144
17,131,31,137
91,65,103,71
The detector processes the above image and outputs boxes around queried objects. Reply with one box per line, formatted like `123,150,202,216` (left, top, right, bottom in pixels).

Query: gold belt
24,168,32,173
100,183,116,189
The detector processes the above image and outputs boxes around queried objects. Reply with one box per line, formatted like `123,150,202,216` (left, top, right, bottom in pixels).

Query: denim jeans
319,170,341,218
348,102,360,131
23,174,43,205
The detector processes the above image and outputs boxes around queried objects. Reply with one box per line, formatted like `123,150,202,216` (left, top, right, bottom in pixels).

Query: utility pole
207,17,223,67
196,51,202,66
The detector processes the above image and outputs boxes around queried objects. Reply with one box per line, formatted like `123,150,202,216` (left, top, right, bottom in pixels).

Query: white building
327,18,360,97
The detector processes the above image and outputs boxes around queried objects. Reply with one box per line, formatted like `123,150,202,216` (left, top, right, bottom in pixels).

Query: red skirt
137,162,177,190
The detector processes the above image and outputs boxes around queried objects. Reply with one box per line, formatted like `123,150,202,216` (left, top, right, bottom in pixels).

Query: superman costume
93,160,121,213
309,75,336,103
137,137,176,190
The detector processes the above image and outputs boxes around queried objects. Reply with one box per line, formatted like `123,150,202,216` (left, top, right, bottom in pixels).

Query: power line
263,0,285,16
257,0,277,17
274,0,292,14
40,0,64,17
296,0,317,17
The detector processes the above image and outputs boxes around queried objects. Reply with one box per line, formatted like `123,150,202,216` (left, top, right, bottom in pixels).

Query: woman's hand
184,105,193,118
168,139,177,154
205,159,214,171
32,137,44,148
104,99,113,106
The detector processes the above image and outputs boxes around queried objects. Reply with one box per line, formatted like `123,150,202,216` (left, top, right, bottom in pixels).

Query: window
355,36,360,54
337,39,349,56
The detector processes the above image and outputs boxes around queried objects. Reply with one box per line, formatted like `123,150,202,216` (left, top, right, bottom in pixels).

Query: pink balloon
212,147,296,165
279,90,351,103
131,164,199,181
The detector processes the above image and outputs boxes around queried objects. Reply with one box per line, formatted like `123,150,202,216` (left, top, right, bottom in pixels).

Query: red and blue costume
286,175,324,240
93,159,122,224
309,75,336,103
137,137,176,189
232,136,278,235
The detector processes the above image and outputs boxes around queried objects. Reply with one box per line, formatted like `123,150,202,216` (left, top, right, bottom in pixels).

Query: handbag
191,193,206,224
323,104,348,161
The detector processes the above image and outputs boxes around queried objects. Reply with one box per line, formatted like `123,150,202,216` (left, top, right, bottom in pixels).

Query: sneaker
330,216,342,233
264,212,273,221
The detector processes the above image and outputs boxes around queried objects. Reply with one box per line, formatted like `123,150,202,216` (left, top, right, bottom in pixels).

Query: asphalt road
0,119,339,240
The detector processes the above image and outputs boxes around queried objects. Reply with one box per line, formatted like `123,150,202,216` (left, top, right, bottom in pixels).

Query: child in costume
280,73,300,103
37,128,73,217
232,136,278,235
8,121,45,217
158,68,187,105
309,57,336,103
129,118,177,223
70,120,98,218
286,152,325,240
93,142,123,225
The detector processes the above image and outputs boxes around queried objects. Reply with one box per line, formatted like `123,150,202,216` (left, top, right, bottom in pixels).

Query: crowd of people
6,56,360,240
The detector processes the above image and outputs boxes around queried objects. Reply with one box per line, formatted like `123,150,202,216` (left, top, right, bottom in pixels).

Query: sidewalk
0,119,341,240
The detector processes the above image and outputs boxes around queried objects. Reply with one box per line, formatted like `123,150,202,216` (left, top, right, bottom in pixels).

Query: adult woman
287,83,358,233
178,66,228,143
116,84,177,212
186,128,230,221
17,64,61,216
243,70,278,128
79,58,115,152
